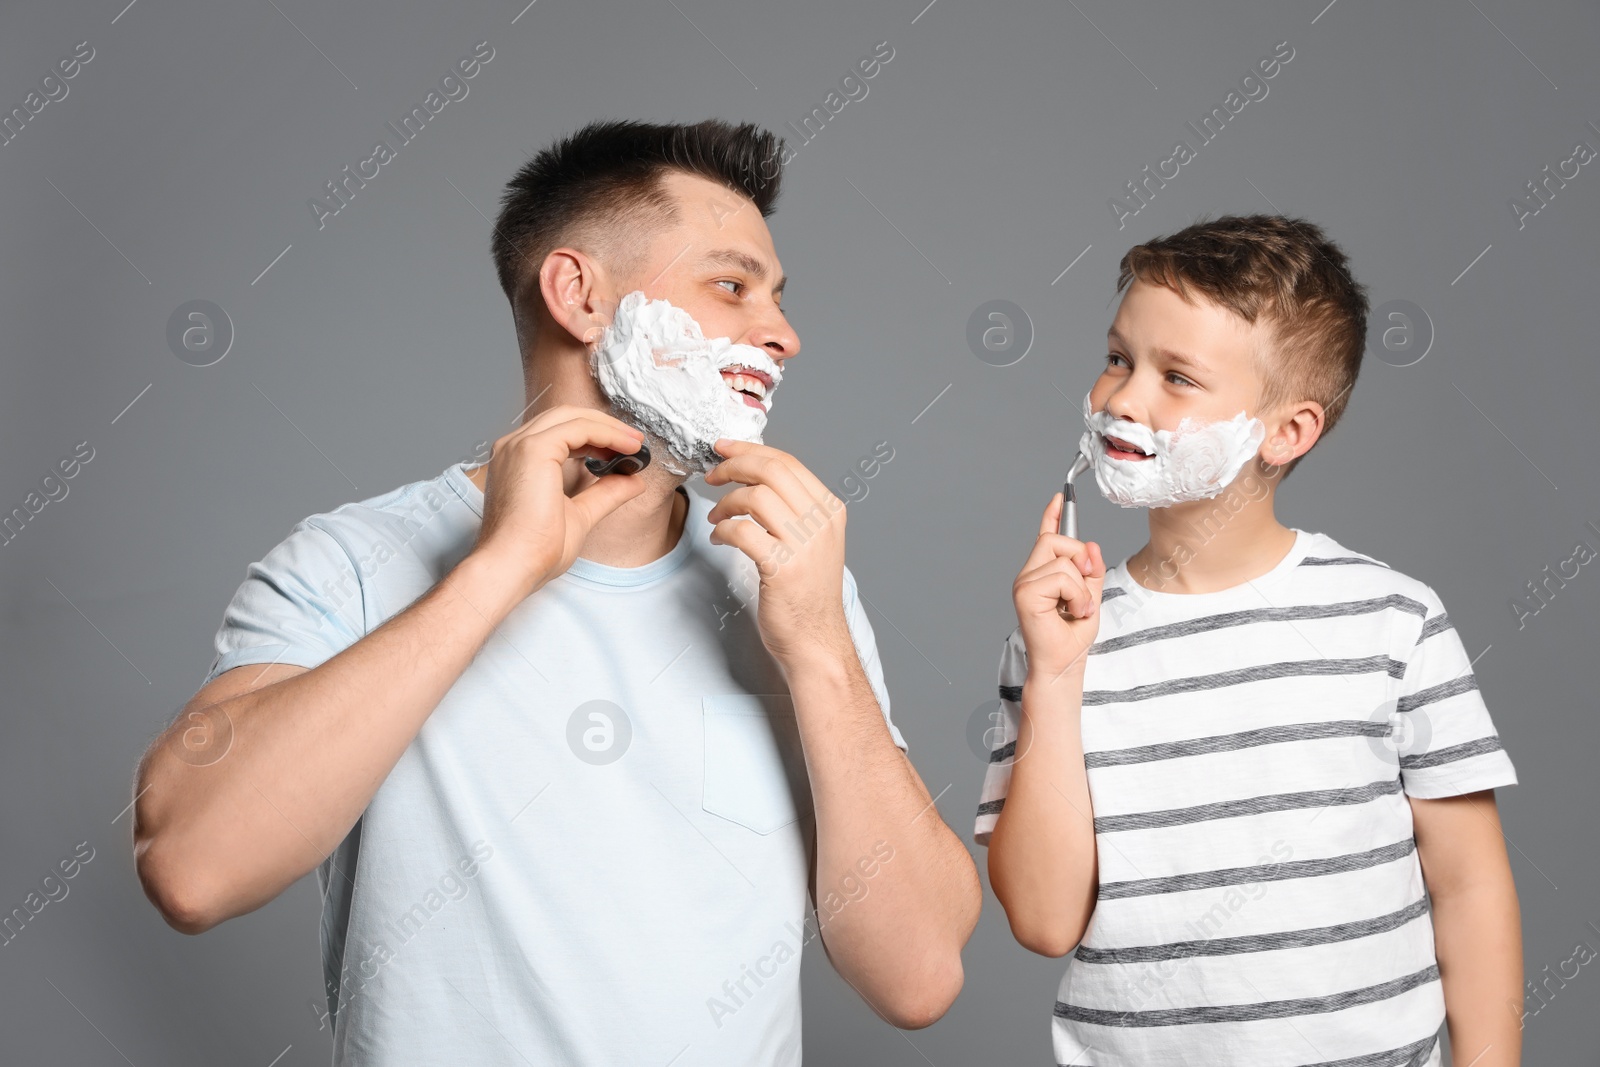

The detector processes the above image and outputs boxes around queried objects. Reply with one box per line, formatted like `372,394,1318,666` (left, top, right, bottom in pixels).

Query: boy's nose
1104,390,1147,427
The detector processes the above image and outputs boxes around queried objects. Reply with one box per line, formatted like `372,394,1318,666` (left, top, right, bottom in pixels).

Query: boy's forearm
986,667,1098,956
1433,879,1523,1066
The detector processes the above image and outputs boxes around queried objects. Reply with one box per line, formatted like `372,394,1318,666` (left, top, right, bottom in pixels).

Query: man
132,119,980,1065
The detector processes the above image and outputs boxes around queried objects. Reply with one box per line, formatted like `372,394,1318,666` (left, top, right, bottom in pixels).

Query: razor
1058,451,1091,539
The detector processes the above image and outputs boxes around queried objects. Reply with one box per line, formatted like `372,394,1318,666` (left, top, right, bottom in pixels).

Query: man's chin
600,393,771,478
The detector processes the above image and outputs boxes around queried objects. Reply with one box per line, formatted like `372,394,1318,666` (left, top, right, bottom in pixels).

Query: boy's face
1089,278,1273,461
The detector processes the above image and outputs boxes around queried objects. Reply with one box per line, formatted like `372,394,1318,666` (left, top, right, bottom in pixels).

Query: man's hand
134,412,650,931
703,437,849,664
705,436,980,1026
472,405,649,599
1013,492,1106,681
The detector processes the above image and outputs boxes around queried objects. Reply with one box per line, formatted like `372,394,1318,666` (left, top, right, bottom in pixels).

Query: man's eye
716,279,743,295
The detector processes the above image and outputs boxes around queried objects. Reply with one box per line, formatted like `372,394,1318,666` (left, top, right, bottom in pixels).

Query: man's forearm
782,627,980,1029
984,668,1098,956
136,550,530,930
1434,880,1523,1066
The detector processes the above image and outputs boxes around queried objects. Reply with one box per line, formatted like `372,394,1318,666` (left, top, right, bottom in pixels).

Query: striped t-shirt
973,529,1517,1067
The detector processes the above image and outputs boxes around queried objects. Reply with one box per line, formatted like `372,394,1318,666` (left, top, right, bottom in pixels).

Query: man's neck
582,479,690,568
1126,482,1295,595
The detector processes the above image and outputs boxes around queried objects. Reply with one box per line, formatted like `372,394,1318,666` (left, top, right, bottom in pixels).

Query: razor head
584,441,652,477
1059,450,1090,539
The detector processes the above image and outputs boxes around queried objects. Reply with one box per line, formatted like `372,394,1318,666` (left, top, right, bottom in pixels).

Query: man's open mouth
720,366,772,411
1103,432,1153,460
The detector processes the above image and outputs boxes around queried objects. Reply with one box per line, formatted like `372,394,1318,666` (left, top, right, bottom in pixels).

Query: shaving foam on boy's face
1079,392,1266,508
589,290,784,476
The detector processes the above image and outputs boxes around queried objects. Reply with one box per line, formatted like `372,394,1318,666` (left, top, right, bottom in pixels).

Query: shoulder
1293,530,1445,620
263,465,472,571
329,466,464,534
1294,530,1395,573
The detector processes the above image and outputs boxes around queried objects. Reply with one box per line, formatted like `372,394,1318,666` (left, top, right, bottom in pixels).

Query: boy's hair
1115,214,1369,477
490,119,785,330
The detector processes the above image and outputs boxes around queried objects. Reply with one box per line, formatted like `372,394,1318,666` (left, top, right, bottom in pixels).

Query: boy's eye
1106,352,1129,368
1167,372,1197,387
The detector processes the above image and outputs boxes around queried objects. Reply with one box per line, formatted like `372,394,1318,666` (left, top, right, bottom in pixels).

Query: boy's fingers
1023,530,1091,574
1038,492,1063,537
1028,570,1095,620
1017,559,1080,591
1087,540,1107,578
1018,560,1090,610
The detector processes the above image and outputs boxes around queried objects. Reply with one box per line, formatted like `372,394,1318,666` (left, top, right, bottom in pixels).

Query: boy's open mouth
1103,432,1153,461
720,366,772,411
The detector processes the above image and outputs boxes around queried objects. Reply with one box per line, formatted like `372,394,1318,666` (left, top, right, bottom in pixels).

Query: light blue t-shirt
202,461,907,1066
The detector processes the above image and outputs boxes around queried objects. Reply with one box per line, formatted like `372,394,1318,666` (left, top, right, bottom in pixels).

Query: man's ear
537,247,612,347
1262,398,1325,466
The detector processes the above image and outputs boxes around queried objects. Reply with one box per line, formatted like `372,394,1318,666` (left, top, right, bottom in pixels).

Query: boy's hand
1012,492,1106,680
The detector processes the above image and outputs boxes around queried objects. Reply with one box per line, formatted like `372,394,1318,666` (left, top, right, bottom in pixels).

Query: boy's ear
537,246,614,347
1262,398,1325,466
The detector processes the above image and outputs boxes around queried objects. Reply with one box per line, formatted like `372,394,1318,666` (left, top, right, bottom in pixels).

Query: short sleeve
1394,586,1517,798
841,566,908,754
200,518,367,687
973,626,1027,846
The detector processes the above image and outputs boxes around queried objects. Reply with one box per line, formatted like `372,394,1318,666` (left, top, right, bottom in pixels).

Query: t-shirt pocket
702,694,812,834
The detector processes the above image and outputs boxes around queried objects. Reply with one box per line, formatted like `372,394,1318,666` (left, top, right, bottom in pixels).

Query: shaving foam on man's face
1079,392,1266,508
589,290,784,476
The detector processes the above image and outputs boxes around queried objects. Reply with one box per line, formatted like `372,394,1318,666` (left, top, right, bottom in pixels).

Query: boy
975,215,1521,1066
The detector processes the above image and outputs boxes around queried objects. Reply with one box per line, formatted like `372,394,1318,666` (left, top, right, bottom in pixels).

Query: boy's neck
1126,472,1297,595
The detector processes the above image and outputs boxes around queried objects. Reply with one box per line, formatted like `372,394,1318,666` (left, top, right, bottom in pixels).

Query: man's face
1088,278,1270,458
612,170,799,392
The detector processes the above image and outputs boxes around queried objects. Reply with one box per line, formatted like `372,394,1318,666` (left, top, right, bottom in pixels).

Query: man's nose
747,302,799,363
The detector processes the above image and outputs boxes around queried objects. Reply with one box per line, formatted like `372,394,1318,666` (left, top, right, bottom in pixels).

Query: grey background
2,0,1595,1062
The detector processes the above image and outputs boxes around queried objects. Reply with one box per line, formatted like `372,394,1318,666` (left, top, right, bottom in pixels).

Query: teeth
721,371,767,400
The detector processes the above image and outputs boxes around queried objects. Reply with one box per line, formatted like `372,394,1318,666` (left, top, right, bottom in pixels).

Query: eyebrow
701,248,787,296
1107,330,1207,371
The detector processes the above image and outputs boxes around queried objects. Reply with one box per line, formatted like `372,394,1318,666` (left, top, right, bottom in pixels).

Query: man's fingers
531,414,646,463
705,484,801,539
708,514,783,570
705,443,826,514
532,403,641,440
568,472,649,531
496,404,643,454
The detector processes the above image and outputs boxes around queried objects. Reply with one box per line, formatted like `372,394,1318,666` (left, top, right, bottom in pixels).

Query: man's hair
490,119,785,329
1115,214,1369,477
